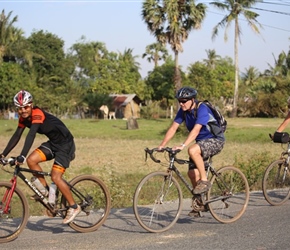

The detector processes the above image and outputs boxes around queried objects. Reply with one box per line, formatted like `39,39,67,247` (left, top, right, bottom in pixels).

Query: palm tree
119,48,141,74
265,51,290,77
142,42,169,68
0,9,36,66
141,0,207,96
241,66,260,87
203,49,221,70
210,0,262,117
0,9,19,63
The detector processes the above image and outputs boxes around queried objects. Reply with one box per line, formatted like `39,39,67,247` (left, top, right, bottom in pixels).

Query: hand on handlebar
269,133,273,141
16,155,26,165
172,145,185,151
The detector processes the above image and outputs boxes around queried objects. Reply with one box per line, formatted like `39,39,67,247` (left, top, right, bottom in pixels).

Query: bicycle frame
169,161,233,205
277,142,290,183
2,164,65,217
134,147,249,232
147,148,234,206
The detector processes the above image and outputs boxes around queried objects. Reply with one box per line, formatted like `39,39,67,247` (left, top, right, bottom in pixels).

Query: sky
1,0,290,78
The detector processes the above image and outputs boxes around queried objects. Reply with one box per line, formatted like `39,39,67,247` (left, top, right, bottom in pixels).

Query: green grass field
0,117,287,214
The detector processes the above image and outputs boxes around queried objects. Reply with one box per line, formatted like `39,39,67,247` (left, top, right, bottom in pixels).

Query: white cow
8,110,15,120
99,105,116,120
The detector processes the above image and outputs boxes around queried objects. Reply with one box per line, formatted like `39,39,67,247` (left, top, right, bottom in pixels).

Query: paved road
1,191,290,250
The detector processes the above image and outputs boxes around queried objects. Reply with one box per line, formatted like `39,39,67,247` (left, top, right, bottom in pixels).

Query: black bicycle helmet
175,87,197,100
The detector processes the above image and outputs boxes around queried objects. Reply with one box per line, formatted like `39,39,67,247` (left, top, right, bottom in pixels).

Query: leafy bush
234,152,273,190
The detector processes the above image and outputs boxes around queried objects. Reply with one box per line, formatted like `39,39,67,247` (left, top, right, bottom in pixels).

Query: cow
99,105,116,120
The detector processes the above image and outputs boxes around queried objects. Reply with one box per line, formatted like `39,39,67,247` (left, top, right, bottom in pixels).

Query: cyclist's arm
20,123,40,157
2,127,25,156
182,123,202,147
159,121,180,148
276,111,290,132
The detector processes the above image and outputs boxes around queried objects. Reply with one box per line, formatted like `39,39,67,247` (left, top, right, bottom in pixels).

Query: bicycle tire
207,166,249,224
0,181,29,243
262,159,290,206
61,174,111,233
133,171,183,233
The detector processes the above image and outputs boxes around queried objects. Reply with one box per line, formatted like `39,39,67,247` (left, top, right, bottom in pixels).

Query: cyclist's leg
187,162,204,217
187,165,199,188
50,140,80,224
26,141,54,189
192,139,225,194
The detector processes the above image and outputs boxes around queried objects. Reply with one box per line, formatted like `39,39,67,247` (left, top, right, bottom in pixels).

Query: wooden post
126,116,139,130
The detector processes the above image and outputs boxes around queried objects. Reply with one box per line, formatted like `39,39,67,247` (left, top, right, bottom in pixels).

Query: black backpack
192,100,227,136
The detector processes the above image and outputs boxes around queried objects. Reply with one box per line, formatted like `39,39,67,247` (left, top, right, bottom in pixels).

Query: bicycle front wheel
61,175,111,233
262,159,290,206
207,166,249,224
0,181,29,243
133,171,183,233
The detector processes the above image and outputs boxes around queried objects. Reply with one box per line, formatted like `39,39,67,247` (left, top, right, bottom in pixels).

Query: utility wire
250,7,290,15
208,10,290,32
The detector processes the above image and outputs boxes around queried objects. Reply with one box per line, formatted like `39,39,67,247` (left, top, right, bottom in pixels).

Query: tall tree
265,50,290,77
141,0,207,104
142,42,169,68
0,9,24,63
210,0,262,117
203,49,221,70
241,66,260,87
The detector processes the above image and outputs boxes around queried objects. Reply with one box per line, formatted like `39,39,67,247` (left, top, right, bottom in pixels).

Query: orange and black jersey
2,106,73,158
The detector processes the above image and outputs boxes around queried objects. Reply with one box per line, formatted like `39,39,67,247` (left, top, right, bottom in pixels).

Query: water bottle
48,182,56,205
31,176,48,196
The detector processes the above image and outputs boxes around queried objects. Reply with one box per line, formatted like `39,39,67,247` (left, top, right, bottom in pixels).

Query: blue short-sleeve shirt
174,102,225,141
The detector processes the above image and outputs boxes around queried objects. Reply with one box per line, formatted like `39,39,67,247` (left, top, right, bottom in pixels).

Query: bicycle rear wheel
207,166,249,224
61,175,111,233
133,171,183,233
262,159,290,206
0,181,29,243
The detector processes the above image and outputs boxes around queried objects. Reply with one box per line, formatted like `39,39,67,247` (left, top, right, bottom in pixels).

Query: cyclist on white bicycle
0,90,80,224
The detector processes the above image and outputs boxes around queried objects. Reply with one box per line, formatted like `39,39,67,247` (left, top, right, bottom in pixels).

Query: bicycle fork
0,179,17,215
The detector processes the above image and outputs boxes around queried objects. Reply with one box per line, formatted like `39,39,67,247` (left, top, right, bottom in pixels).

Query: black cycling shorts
37,140,75,168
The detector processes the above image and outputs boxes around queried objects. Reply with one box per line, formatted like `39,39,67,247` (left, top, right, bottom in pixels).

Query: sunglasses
178,99,189,104
16,104,32,111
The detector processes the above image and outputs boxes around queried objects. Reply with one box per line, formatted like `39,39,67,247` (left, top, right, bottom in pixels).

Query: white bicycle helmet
14,90,33,107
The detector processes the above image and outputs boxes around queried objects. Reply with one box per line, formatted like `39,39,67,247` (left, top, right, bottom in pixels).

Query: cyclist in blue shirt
158,87,225,206
276,97,290,133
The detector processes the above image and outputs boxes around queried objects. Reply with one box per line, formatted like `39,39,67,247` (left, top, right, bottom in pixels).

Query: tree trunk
232,18,240,118
174,50,181,113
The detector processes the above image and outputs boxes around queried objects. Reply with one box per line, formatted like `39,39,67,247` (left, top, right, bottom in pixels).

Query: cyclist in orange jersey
0,90,80,224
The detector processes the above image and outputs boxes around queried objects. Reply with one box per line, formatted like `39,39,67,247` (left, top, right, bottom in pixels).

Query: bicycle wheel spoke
262,160,290,206
61,175,111,233
133,172,182,233
0,182,29,243
207,166,249,223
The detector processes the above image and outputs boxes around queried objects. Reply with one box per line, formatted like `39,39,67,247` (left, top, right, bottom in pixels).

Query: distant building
109,94,144,119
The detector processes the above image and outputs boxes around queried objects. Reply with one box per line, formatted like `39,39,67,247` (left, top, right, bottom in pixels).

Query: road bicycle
0,157,111,243
262,138,290,206
133,147,249,233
